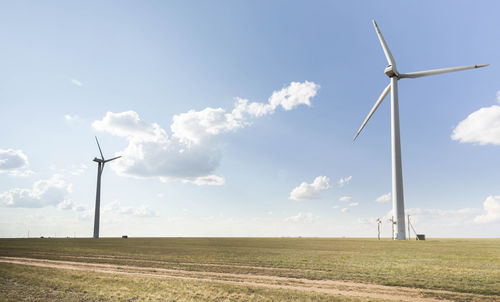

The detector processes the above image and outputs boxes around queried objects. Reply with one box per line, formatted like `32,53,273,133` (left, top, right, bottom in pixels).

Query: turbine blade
95,136,104,160
104,156,121,163
373,20,397,69
353,83,391,141
399,64,488,79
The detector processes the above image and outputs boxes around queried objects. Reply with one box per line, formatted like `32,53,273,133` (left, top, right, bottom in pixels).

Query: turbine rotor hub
384,65,399,78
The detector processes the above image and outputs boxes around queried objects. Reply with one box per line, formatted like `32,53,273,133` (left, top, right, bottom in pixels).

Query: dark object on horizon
416,234,425,241
122,235,128,239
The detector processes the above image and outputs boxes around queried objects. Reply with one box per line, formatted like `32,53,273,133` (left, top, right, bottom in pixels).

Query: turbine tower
354,20,488,240
93,137,121,239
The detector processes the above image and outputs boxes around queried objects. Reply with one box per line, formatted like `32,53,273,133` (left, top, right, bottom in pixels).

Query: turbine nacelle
93,157,104,163
384,65,399,78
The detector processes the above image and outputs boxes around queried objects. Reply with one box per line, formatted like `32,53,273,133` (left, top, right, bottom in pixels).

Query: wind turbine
93,136,121,239
354,20,488,240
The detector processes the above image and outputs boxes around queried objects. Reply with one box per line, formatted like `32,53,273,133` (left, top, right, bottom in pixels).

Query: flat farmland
0,238,499,301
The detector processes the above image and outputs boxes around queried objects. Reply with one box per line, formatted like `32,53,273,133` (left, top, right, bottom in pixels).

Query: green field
0,237,499,301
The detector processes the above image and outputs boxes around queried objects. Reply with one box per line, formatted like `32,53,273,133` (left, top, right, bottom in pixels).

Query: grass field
0,237,499,301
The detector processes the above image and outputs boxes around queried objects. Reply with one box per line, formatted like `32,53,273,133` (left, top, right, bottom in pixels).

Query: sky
1,1,500,238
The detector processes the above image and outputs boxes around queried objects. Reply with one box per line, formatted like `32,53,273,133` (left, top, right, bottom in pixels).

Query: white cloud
339,196,352,202
474,196,500,223
70,164,87,176
357,217,378,225
64,114,79,121
92,81,319,184
289,176,330,200
57,199,87,212
337,176,352,187
0,149,33,176
452,91,500,145
180,175,225,186
103,200,158,218
70,78,83,87
74,205,86,212
171,107,242,145
57,199,75,210
47,163,88,177
289,175,352,200
376,192,391,203
92,111,166,142
332,205,339,209
77,210,93,221
231,81,319,118
0,174,72,208
348,202,359,207
341,208,349,213
284,212,316,223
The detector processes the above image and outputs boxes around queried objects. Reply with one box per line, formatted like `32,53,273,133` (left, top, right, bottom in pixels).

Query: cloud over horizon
103,200,158,218
474,196,500,223
284,212,316,223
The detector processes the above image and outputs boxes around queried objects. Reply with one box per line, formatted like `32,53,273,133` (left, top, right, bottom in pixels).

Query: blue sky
1,1,500,238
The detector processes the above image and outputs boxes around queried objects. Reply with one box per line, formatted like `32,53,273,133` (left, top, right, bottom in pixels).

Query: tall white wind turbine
93,137,121,239
354,20,488,240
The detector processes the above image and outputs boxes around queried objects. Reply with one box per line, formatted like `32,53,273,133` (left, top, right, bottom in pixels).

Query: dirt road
0,256,493,302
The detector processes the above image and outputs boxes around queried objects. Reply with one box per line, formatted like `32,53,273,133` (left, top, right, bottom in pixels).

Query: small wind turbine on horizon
354,20,488,240
93,136,121,239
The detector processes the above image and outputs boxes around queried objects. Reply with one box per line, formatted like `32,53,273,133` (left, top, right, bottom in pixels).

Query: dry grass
0,237,499,301
0,262,367,301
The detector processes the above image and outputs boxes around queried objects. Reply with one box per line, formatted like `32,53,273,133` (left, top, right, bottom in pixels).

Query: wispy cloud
69,164,87,176
339,196,352,202
103,200,158,218
70,78,83,87
284,212,316,223
337,176,352,187
376,192,391,203
64,114,79,121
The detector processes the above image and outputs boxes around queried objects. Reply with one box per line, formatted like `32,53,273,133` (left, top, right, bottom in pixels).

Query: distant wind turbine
93,137,121,239
354,20,488,240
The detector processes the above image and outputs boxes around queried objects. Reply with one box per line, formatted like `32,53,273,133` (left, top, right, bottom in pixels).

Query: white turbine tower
93,137,121,239
354,20,488,240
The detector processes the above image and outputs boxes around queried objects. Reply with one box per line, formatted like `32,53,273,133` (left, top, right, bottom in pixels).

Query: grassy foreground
0,237,499,301
0,262,362,302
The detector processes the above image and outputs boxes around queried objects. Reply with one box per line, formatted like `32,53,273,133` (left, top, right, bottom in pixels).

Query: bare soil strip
0,256,492,302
